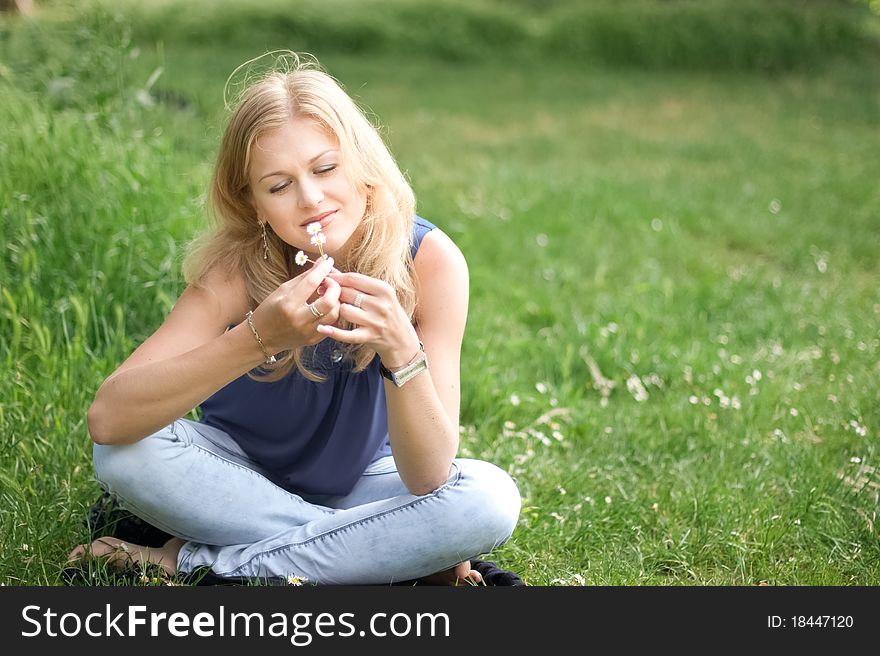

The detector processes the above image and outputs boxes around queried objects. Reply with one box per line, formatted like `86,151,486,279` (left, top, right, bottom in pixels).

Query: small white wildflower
850,456,862,464
684,366,693,385
626,375,649,402
688,395,699,405
557,485,567,495
752,369,762,381
503,420,517,429
535,233,549,247
604,496,612,504
769,198,782,214
848,420,867,437
604,426,613,434
295,251,309,266
306,222,322,235
550,512,565,523
793,519,801,525
509,393,520,406
310,232,327,246
731,396,741,410
21,544,28,551
535,382,547,394
287,574,308,586
730,354,743,365
790,408,799,417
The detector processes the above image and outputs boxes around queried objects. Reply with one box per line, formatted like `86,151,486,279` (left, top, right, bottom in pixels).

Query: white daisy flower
310,233,327,246
295,251,309,266
286,574,308,586
306,222,322,235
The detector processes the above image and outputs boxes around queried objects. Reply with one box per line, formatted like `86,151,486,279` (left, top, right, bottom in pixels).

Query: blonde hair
183,52,416,382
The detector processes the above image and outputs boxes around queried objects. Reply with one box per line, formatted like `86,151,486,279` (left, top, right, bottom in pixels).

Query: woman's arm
384,228,468,494
326,230,469,495
89,257,339,445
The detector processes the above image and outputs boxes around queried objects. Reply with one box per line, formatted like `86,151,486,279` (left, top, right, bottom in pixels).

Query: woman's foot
67,536,185,578
418,560,483,586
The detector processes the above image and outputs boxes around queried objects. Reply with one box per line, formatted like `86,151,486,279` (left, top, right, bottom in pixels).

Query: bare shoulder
413,228,469,323
413,228,468,280
189,262,251,325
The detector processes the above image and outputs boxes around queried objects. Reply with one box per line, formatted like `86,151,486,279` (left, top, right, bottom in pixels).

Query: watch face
386,349,428,386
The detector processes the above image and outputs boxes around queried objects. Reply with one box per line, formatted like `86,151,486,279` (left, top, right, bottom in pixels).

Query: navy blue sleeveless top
198,217,437,497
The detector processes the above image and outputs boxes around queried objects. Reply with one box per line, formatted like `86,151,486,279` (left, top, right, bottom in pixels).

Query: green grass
1,3,879,585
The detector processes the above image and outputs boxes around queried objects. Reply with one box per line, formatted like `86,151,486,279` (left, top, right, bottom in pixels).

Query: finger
327,271,391,297
304,277,341,324
320,276,342,305
304,256,335,290
291,258,338,283
316,279,342,324
337,301,370,326
316,323,372,343
316,267,344,296
337,286,371,309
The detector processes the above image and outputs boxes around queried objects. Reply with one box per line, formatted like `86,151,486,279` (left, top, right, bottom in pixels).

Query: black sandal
468,559,527,586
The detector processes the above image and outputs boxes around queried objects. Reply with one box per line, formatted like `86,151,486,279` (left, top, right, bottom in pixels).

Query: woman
68,54,521,585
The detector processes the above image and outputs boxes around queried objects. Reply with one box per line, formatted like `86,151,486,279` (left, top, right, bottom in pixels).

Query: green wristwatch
379,342,429,387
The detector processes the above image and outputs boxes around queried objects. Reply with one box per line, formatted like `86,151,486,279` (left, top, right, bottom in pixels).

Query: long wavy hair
183,53,416,382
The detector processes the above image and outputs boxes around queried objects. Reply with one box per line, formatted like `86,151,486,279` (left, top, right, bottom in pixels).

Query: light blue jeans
92,418,521,584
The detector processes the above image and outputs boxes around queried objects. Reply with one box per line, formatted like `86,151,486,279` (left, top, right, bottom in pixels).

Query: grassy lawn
1,4,878,585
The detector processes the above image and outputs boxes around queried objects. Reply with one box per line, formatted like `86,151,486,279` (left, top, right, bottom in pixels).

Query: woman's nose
298,177,324,208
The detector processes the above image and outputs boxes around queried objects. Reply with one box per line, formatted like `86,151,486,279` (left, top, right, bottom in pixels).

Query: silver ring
353,292,365,309
307,302,324,318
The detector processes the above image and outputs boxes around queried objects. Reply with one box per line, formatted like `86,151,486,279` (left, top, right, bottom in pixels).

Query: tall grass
1,2,879,585
68,0,880,71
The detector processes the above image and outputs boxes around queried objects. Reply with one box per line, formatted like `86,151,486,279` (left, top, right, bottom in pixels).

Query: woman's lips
303,210,336,229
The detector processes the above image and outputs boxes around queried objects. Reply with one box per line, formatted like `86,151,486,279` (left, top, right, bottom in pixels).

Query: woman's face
248,116,367,261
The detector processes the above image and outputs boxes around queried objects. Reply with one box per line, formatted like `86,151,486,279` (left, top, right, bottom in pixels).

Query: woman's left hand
317,272,421,369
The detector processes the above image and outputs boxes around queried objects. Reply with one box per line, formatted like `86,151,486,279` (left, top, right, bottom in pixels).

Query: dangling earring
260,221,269,260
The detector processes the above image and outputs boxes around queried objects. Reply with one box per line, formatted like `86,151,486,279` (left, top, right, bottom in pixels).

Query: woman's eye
315,164,337,175
270,180,291,194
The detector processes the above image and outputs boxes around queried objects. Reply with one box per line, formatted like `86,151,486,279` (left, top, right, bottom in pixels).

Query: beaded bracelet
245,310,276,365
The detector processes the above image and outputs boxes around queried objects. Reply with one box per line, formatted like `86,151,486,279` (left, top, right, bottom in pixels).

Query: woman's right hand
249,256,341,354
